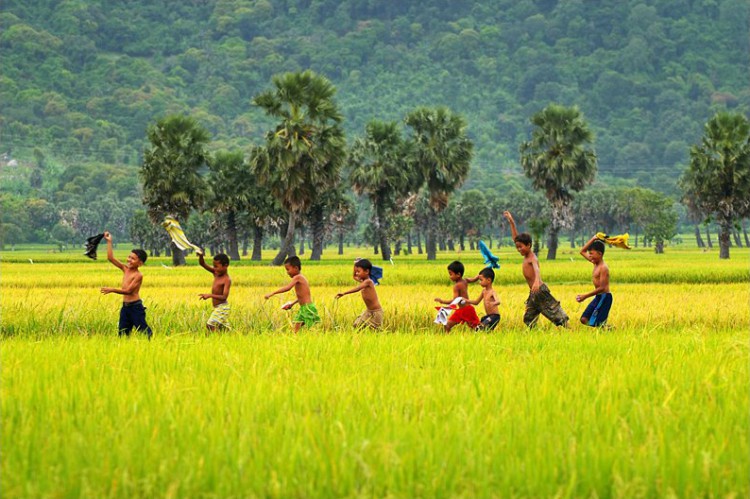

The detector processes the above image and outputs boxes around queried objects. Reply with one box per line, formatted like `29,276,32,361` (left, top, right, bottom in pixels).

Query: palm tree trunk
272,214,296,266
407,232,412,254
310,205,325,261
426,210,438,260
417,230,423,255
459,233,465,251
718,218,731,259
251,225,263,261
170,241,186,266
242,238,248,257
546,227,559,260
298,226,305,255
338,231,344,255
655,239,664,254
743,220,750,247
732,229,742,247
569,229,576,248
226,210,241,261
694,225,705,248
705,224,713,248
375,205,391,261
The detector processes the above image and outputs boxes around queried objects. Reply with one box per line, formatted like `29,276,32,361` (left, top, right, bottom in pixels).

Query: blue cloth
582,293,613,327
118,300,153,338
370,265,383,285
478,240,500,269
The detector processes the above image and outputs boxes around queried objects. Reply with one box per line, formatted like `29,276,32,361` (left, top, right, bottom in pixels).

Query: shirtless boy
434,260,480,332
264,256,320,332
466,267,501,331
198,251,232,331
334,258,383,329
503,211,568,328
99,232,153,338
576,236,612,327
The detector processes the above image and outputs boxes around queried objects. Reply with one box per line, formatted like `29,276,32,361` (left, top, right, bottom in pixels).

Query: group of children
100,209,613,337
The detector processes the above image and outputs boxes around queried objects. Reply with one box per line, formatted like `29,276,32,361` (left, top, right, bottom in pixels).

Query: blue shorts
581,293,612,327
119,300,153,338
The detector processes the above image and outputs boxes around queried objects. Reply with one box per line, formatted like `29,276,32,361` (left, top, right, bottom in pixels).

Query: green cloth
293,303,321,328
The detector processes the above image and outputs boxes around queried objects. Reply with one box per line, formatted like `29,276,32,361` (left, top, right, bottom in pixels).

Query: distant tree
329,196,357,255
520,104,597,260
350,120,413,261
140,115,210,266
680,112,750,259
250,70,346,265
207,150,251,261
405,107,473,260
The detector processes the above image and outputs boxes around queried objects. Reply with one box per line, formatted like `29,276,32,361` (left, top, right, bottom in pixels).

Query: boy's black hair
514,233,532,246
354,258,372,272
447,260,464,276
479,267,495,281
284,255,301,269
590,240,606,255
132,249,148,263
213,253,230,266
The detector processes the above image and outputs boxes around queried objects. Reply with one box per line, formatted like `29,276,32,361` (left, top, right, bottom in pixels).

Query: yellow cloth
162,216,202,252
596,232,631,250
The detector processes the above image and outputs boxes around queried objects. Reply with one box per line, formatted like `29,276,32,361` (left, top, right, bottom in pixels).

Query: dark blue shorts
581,293,612,327
119,300,152,338
478,314,500,330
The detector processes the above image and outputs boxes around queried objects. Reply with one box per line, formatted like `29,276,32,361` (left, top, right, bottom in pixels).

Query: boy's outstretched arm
335,280,370,299
579,235,598,262
465,290,484,306
197,250,215,273
101,273,142,295
104,232,124,270
503,211,518,240
264,276,298,300
465,275,480,283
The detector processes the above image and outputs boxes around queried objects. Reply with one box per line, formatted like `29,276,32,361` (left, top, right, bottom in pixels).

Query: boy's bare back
293,274,313,305
453,279,470,300
359,279,381,311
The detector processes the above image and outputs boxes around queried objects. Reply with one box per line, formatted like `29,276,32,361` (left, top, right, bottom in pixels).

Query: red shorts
448,305,480,328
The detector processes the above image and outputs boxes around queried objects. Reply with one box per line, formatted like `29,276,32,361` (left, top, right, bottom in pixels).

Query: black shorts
477,314,500,330
119,300,152,338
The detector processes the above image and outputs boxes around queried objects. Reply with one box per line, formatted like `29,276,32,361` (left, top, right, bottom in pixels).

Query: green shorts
293,303,321,328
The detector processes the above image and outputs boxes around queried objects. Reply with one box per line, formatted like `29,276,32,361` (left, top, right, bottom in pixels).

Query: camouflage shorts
524,284,569,327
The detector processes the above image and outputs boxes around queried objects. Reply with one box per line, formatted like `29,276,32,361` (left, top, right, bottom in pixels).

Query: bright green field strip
2,332,747,498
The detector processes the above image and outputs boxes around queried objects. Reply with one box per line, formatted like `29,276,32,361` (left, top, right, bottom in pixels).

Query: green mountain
1,0,748,194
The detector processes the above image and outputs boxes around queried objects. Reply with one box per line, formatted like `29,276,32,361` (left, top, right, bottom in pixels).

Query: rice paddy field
2,243,748,497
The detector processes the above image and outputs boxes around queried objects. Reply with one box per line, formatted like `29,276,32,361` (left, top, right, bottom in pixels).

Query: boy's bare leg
293,322,302,333
444,320,458,332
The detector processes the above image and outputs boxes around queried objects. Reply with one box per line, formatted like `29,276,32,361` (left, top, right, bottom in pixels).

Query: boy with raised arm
334,258,383,329
264,256,320,332
197,251,232,331
466,267,501,331
434,260,480,332
576,236,612,327
503,211,568,328
99,231,153,338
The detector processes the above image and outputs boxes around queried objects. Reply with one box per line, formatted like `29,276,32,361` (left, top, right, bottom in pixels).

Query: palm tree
250,70,346,265
349,120,413,261
520,104,597,260
141,115,210,266
405,107,473,260
681,112,750,259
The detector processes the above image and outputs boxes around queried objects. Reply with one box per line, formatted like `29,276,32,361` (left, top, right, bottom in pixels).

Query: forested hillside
2,0,747,192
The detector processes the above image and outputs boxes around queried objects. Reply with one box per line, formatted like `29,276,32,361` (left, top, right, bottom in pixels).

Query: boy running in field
264,256,320,332
197,251,232,331
99,231,153,338
434,260,480,332
503,211,569,328
334,258,383,329
576,236,612,327
466,267,501,331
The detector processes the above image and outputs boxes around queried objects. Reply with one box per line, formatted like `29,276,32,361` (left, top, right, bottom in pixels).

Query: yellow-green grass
1,247,748,497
